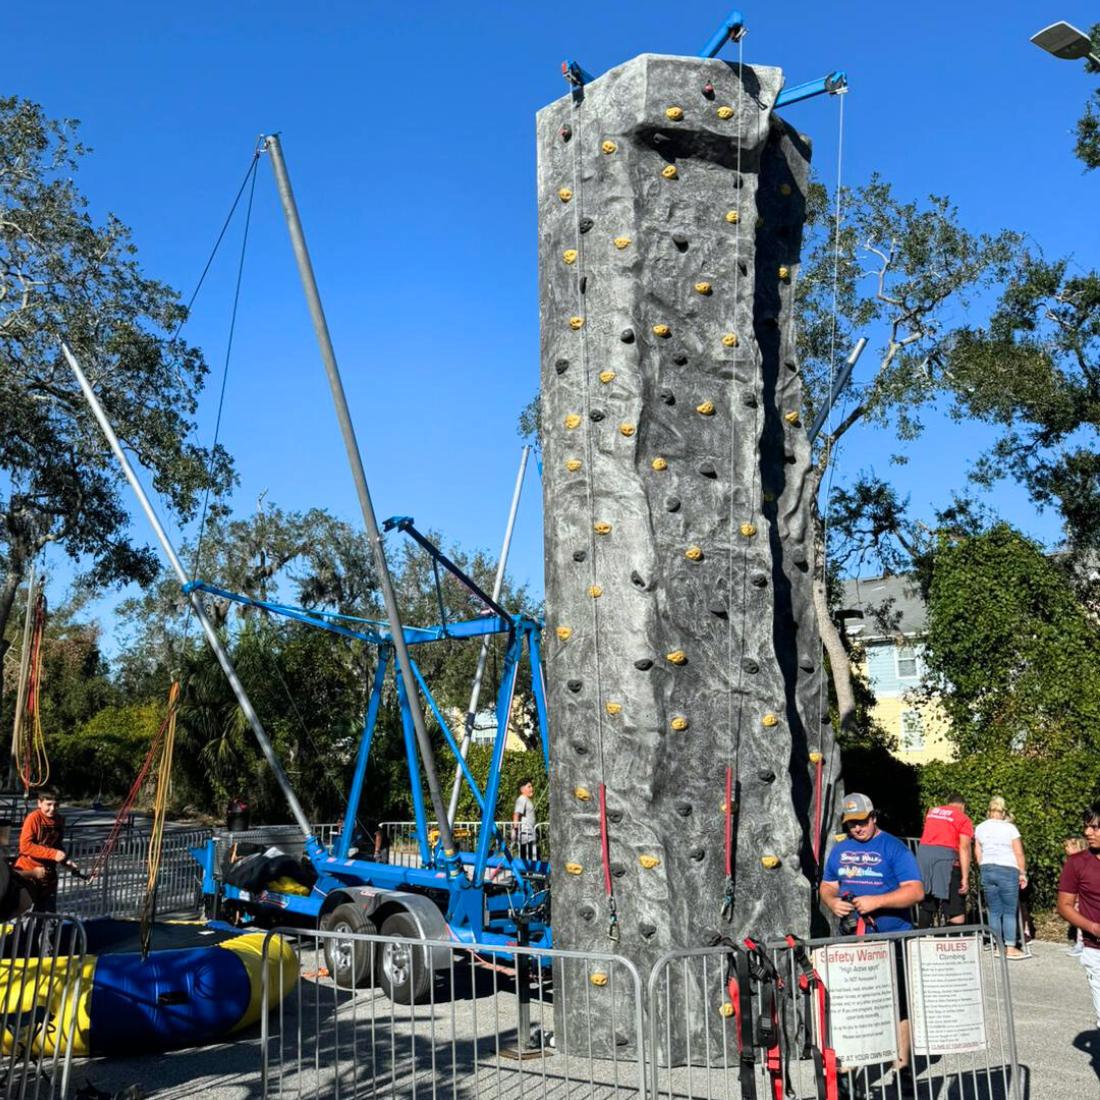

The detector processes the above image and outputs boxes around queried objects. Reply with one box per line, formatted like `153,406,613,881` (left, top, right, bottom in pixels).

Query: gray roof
839,574,927,640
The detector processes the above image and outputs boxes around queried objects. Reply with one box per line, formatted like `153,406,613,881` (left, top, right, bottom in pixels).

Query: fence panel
261,927,646,1100
0,913,86,1100
648,924,1021,1100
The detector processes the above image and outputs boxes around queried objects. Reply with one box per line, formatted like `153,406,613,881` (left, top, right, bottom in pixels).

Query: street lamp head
1031,21,1095,61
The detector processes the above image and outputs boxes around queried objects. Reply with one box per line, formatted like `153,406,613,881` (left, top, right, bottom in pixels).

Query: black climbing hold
590,409,605,422
615,1035,630,1048
634,658,654,671
573,549,587,562
639,922,657,939
672,351,689,365
708,601,728,618
784,360,798,372
666,497,681,513
675,802,692,817
580,276,587,294
659,389,675,405
758,769,776,783
579,216,594,234
579,904,596,921
608,809,623,825
555,358,570,375
672,235,689,252
572,739,589,755
620,328,635,343
751,573,768,588
742,657,760,674
560,124,573,141
798,656,814,672
784,451,796,464
702,82,715,98
738,261,748,277
741,392,757,407
610,862,626,879
689,847,706,862
630,570,646,589
699,463,718,479
567,679,583,693
793,555,809,571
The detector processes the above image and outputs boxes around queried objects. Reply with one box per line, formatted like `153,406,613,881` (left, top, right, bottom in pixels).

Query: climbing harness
720,937,757,1100
839,891,875,938
786,933,839,1100
16,588,51,793
743,937,787,1100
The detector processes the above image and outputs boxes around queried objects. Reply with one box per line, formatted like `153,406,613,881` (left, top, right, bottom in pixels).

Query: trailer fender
320,887,452,971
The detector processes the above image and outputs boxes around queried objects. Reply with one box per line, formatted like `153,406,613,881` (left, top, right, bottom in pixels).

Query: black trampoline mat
80,919,243,955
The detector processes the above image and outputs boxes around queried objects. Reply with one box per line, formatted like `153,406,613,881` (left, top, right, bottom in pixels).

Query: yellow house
841,574,954,764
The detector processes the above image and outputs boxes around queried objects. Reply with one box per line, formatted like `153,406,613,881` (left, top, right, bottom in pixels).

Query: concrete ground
62,938,1100,1100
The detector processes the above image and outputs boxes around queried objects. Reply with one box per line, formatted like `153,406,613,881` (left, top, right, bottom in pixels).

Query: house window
900,710,924,752
895,644,919,679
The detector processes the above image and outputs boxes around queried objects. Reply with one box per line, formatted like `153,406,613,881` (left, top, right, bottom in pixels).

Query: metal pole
9,563,36,789
60,342,314,840
446,445,529,825
261,133,459,863
808,336,868,445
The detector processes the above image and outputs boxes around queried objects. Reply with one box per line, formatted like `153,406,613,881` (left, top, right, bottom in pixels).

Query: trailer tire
322,903,376,988
378,911,433,1004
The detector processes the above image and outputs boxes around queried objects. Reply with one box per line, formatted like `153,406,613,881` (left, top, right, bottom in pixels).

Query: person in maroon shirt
1057,801,1100,1028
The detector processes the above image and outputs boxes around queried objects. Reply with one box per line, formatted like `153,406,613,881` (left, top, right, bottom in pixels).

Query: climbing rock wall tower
538,54,838,1059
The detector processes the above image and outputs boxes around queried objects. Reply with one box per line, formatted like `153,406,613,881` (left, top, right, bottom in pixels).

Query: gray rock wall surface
537,54,838,1059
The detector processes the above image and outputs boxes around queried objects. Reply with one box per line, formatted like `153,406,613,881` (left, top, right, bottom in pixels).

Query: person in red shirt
916,794,974,927
1058,802,1100,1029
13,784,70,912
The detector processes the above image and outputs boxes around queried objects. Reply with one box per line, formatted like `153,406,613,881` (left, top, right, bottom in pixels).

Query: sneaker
1005,947,1026,960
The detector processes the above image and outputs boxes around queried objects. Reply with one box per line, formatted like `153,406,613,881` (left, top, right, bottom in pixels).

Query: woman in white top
973,796,1028,958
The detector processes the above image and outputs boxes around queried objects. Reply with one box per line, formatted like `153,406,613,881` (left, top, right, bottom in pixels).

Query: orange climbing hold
606,701,622,716
652,324,671,337
569,316,584,330
666,650,687,665
593,522,612,535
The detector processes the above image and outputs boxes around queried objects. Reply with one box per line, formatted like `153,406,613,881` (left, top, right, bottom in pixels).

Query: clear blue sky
7,2,1098,628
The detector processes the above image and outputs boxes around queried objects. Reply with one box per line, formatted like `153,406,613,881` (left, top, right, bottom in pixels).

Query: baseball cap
841,793,875,823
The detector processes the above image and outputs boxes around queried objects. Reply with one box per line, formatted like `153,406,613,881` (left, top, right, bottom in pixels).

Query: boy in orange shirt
13,785,71,912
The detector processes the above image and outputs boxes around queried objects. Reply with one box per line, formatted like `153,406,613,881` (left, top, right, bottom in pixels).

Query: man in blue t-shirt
822,792,925,931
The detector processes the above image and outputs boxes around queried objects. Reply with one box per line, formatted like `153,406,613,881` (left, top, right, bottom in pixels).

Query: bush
452,745,549,824
919,751,1100,907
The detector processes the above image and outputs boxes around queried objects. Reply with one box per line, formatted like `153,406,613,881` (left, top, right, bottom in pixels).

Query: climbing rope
18,589,51,794
141,680,180,956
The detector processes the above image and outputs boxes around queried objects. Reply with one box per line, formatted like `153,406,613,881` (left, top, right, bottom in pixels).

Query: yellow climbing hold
670,715,689,732
639,854,661,869
564,413,582,429
694,281,713,295
780,183,792,196
725,210,740,224
601,140,617,154
565,862,584,875
696,401,716,416
762,713,779,728
565,458,583,472
651,457,668,471
555,626,573,641
559,187,573,202
652,323,671,337
778,265,790,280
684,545,703,561
606,701,622,716
613,236,632,250
593,521,612,535
719,1002,735,1018
809,752,824,764
590,971,609,987
666,650,687,665
722,333,739,347
665,106,684,121
784,410,801,425
563,249,578,265
740,522,757,537
589,585,603,598
716,105,734,119
574,787,592,801
761,855,781,870
661,165,678,179
619,423,636,437
599,370,616,384
569,316,584,330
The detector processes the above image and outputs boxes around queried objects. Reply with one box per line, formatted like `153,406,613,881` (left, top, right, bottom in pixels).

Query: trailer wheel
322,904,376,988
378,911,433,1004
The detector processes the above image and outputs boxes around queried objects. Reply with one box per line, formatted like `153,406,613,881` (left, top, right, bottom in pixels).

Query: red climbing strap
598,783,619,941
811,753,825,867
786,933,838,1100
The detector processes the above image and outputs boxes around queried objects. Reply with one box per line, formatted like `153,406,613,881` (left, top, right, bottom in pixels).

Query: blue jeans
981,864,1020,947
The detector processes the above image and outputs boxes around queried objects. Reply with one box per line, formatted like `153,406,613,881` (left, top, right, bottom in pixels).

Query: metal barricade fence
378,821,551,869
261,927,646,1100
648,924,1021,1100
0,913,86,1100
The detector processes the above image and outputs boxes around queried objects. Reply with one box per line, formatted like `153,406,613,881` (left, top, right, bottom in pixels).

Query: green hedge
919,751,1100,907
451,745,549,824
